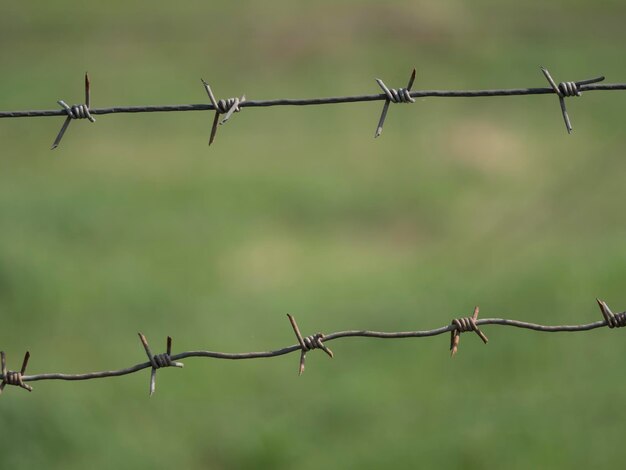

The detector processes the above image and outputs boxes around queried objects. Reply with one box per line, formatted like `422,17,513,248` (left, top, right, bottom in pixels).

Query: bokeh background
1,1,625,468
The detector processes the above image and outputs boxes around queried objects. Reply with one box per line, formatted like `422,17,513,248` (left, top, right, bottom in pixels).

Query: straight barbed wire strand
0,67,625,147
2,299,624,395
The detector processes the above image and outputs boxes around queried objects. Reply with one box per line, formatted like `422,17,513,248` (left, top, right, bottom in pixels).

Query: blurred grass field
1,1,625,468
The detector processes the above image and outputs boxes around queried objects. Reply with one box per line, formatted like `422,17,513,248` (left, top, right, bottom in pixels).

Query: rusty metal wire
1,67,625,148
1,299,623,396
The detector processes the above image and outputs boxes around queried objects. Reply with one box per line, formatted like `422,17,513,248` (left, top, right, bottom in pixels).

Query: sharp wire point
407,68,416,90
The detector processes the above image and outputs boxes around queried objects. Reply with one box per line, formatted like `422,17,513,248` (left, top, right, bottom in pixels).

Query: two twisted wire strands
1,299,625,396
1,67,625,148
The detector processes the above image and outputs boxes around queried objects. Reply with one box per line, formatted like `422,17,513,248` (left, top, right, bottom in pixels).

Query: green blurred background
0,1,625,468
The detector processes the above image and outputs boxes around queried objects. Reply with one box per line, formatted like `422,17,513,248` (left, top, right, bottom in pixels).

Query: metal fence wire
1,299,624,396
0,67,625,148
1,66,625,397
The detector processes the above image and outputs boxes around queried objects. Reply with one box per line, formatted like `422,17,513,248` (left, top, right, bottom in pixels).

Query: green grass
0,1,625,468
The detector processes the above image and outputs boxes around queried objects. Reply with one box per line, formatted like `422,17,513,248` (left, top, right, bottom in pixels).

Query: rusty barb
450,306,488,357
1,66,624,148
287,314,333,375
0,351,33,394
0,298,624,396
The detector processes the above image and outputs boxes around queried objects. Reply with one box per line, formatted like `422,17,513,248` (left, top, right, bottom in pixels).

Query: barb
450,306,488,357
0,298,623,396
0,351,33,394
137,333,184,396
540,67,604,134
287,314,333,375
201,79,245,145
374,67,416,138
1,67,625,147
51,73,96,149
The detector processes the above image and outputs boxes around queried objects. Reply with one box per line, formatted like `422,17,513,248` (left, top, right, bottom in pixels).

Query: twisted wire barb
450,306,488,357
1,298,624,396
137,333,184,396
52,73,96,149
201,79,245,145
0,351,33,394
287,313,333,375
375,67,416,138
1,67,625,148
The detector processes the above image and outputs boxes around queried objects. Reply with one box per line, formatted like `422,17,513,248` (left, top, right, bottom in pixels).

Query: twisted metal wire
1,298,624,396
1,67,625,148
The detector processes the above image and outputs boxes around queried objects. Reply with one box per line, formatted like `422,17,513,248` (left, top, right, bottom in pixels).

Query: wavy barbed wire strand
1,299,623,396
0,67,625,148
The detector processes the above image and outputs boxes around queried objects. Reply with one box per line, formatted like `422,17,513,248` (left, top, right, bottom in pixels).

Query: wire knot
201,79,246,145
5,371,24,386
59,102,95,121
287,314,333,375
0,351,33,394
301,333,327,352
450,306,488,357
597,299,626,329
215,97,243,115
377,84,415,104
374,68,417,138
558,81,581,97
138,333,184,396
152,352,174,368
452,316,478,333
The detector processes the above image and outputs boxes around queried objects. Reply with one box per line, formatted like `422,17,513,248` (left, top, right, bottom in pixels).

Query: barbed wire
1,298,624,396
0,67,625,148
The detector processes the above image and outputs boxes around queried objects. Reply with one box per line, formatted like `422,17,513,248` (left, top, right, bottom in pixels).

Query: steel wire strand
0,68,624,148
0,83,626,118
5,299,620,392
3,83,625,119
